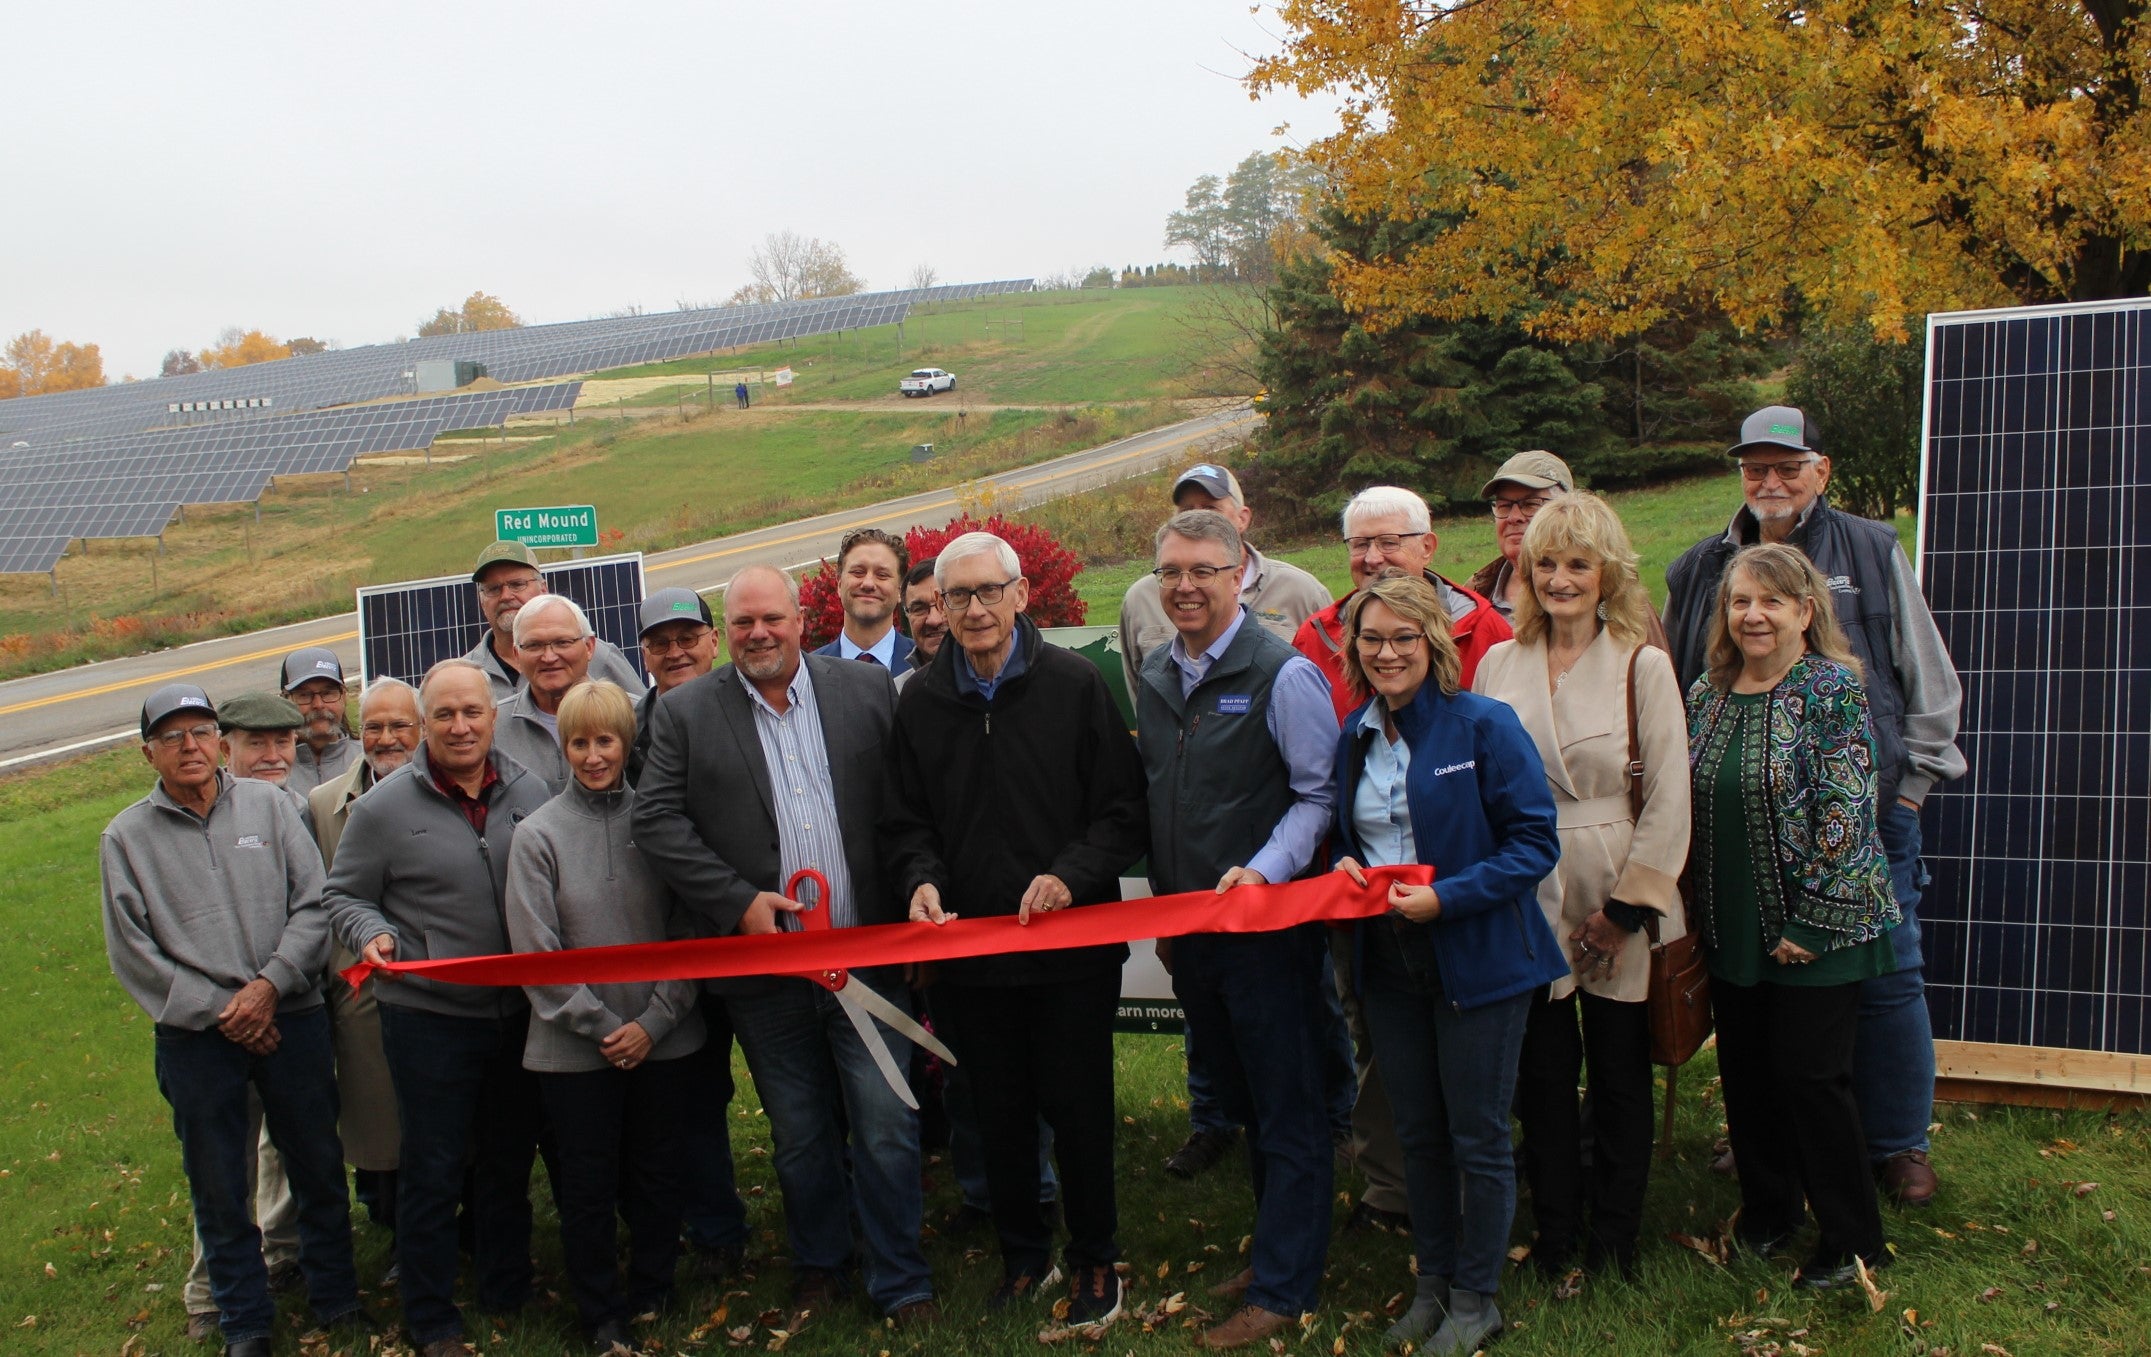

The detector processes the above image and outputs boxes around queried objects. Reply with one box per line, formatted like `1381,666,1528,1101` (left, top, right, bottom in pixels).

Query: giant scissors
785,869,956,1109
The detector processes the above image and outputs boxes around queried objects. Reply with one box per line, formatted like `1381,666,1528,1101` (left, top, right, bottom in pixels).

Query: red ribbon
340,864,1431,992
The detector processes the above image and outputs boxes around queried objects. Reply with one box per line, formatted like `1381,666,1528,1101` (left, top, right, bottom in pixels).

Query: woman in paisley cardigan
1686,543,1899,1290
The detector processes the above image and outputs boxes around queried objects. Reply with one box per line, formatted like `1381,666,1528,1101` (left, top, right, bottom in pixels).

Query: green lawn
0,745,2141,1356
592,287,1233,406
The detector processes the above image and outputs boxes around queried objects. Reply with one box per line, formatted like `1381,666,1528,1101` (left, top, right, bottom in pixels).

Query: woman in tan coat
1472,493,1690,1281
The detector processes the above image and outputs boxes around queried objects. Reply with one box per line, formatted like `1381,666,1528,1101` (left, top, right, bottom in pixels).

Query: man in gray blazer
632,565,937,1330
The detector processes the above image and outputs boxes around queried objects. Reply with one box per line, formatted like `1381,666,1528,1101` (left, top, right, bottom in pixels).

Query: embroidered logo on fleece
1215,695,1252,714
234,834,266,849
1825,574,1860,595
1431,760,1476,777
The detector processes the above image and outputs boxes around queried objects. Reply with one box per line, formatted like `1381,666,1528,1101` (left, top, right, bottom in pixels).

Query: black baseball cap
280,646,346,693
639,587,714,636
1729,405,1820,457
141,683,217,739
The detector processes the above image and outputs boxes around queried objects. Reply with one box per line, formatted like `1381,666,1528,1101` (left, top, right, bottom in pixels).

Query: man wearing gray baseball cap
460,540,646,702
102,684,372,1356
1661,404,1965,1209
628,587,718,787
282,647,358,796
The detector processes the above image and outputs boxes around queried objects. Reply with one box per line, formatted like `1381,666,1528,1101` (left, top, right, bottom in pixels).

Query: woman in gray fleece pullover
504,680,705,1347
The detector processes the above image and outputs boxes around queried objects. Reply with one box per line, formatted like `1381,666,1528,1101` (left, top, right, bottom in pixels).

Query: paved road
0,405,1254,771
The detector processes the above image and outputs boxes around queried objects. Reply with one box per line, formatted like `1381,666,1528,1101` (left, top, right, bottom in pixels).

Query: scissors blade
840,978,958,1065
835,992,921,1111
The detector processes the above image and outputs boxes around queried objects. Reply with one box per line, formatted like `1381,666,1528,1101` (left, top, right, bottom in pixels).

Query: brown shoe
1198,1304,1295,1350
787,1266,846,1329
1710,1142,1737,1177
1206,1266,1253,1299
1879,1149,1938,1206
419,1341,471,1357
890,1298,941,1329
185,1312,219,1344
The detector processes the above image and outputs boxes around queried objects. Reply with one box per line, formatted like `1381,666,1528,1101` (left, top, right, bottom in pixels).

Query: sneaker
989,1272,1046,1309
1065,1265,1123,1328
1164,1126,1239,1179
1796,1252,1885,1292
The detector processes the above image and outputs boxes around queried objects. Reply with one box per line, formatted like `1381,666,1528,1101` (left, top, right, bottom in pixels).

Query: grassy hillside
0,288,1240,679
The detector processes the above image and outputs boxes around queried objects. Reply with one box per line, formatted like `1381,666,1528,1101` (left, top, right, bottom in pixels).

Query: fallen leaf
1854,1256,1889,1314
1506,1244,1532,1264
2020,1239,2039,1257
1981,1345,2012,1356
41,1264,55,1279
2073,1182,2100,1198
1978,1287,2003,1303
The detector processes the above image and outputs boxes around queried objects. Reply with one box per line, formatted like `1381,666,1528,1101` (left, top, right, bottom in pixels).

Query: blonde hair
556,680,636,748
1510,492,1650,648
1340,572,1462,705
1703,543,1861,690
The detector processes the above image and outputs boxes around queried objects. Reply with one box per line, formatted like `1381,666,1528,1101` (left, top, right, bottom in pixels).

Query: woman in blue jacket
1333,572,1563,1355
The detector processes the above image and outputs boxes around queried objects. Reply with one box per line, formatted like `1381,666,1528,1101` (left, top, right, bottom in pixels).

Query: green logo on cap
1768,422,1800,436
671,601,694,613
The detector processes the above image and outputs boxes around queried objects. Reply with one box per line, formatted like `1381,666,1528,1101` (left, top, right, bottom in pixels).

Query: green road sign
494,504,598,548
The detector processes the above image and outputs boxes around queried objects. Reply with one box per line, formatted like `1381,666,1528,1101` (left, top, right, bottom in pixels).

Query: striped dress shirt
745,661,858,930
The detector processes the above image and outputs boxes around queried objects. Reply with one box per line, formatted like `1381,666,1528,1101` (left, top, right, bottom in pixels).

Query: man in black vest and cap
1662,405,1966,1208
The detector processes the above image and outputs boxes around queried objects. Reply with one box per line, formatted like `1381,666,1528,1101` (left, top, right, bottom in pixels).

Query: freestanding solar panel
1918,298,2150,1063
357,552,649,689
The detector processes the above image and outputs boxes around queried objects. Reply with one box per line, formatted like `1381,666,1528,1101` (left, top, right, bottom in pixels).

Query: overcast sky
6,2,1337,380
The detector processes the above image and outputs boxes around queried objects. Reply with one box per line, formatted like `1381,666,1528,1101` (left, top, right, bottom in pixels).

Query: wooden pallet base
1933,1040,2147,1112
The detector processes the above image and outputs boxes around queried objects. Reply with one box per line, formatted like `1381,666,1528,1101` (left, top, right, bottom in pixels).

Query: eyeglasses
903,598,942,619
361,719,419,738
1738,459,1817,483
150,722,219,750
942,578,1019,610
1345,534,1414,556
642,627,712,655
1489,497,1555,520
1353,631,1425,656
516,637,589,657
1152,562,1238,587
289,688,345,707
476,575,544,599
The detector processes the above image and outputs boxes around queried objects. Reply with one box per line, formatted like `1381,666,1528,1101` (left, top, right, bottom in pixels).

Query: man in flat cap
102,685,371,1357
462,540,643,703
281,647,357,796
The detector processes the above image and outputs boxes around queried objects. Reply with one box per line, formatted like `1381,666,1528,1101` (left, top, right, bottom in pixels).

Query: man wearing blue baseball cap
101,685,373,1356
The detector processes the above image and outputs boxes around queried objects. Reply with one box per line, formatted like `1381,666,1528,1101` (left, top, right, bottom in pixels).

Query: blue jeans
1185,976,1356,1140
378,1005,543,1345
1172,926,1334,1317
727,973,932,1314
1361,956,1533,1298
154,1007,360,1344
678,1003,749,1251
1853,801,1937,1162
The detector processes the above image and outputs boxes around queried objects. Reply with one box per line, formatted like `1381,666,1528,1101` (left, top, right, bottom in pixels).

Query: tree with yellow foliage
198,328,293,369
417,292,523,337
0,330,106,397
1250,1,2151,341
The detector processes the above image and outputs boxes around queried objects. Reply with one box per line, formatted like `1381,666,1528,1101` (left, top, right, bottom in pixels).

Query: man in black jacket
886,531,1148,1330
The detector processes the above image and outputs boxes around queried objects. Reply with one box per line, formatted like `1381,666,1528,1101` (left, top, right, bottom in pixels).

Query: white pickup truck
899,367,956,397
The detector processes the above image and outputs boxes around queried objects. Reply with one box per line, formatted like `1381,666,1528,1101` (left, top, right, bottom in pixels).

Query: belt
1556,794,1633,830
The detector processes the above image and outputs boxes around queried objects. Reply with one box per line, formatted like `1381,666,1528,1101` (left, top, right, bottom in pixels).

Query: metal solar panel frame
1917,296,2150,1075
357,551,649,689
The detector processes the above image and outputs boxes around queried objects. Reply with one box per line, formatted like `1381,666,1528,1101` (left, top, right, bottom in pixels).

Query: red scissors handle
784,869,846,991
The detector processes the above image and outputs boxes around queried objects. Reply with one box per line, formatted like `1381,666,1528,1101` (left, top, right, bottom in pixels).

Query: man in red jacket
1293,485,1511,723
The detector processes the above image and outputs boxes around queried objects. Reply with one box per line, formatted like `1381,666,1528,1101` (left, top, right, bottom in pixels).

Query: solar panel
1918,297,2150,1060
357,551,649,689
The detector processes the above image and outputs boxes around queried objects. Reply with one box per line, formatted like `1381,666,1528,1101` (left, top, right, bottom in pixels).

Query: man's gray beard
737,649,788,683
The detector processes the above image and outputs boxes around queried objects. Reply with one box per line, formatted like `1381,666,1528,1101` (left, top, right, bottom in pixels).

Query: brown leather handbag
1624,648,1713,1067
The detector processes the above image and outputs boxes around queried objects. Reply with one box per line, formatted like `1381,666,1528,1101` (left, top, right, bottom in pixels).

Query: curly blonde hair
1509,493,1651,649
1340,572,1462,705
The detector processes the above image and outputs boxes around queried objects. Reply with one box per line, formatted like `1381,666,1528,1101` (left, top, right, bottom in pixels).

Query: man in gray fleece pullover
100,683,366,1356
322,660,553,1355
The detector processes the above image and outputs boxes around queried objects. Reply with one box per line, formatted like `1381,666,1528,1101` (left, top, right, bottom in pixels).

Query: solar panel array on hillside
0,280,1032,576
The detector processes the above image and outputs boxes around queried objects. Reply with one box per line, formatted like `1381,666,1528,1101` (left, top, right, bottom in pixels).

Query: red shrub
796,514,1087,651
